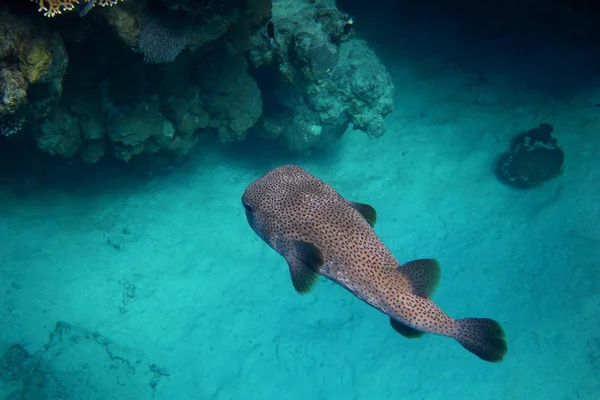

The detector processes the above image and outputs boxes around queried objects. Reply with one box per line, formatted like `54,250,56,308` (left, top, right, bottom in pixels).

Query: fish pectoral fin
277,238,324,294
399,259,441,298
349,202,377,227
390,318,425,338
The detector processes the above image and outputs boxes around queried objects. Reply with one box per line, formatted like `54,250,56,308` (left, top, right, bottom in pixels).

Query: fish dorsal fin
276,237,324,294
349,202,377,227
399,259,441,298
390,318,426,338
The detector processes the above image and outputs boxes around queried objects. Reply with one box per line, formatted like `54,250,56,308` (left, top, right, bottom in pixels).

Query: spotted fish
242,165,507,362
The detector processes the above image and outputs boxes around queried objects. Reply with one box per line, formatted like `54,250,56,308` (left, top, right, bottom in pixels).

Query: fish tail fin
453,318,507,362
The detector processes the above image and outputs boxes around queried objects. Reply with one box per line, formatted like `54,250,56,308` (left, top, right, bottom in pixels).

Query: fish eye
242,197,252,213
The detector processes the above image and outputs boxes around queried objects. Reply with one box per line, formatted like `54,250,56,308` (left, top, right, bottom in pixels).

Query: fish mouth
243,210,270,245
242,199,252,213
242,197,254,225
244,209,256,231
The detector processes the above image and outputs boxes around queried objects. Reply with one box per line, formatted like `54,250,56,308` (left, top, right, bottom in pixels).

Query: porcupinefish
242,165,507,362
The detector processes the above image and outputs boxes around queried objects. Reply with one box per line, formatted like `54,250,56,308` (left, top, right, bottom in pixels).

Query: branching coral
31,0,123,18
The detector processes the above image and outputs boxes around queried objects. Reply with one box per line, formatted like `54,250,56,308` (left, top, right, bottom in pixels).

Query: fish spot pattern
242,165,508,362
243,165,446,328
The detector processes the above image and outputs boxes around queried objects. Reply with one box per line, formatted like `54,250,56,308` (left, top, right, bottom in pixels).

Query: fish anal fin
390,318,425,338
349,202,377,227
399,259,441,298
276,238,324,294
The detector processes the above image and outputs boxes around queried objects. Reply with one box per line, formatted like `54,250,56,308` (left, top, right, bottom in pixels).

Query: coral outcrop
496,123,565,188
2,0,393,161
0,9,67,136
247,0,394,153
194,52,263,143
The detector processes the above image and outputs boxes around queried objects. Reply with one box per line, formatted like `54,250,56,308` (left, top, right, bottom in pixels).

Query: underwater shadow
207,129,342,173
0,128,344,202
0,135,193,200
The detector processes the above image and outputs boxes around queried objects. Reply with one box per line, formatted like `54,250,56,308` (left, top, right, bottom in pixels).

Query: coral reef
496,123,565,188
2,0,393,161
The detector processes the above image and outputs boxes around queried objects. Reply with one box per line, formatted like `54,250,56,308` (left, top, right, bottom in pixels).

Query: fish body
79,0,95,17
344,17,354,35
242,165,507,362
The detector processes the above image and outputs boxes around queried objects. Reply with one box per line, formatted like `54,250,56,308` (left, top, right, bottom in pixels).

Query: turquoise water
1,5,600,400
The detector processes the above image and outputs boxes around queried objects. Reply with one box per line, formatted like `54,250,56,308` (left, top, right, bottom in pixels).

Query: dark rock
496,123,565,188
